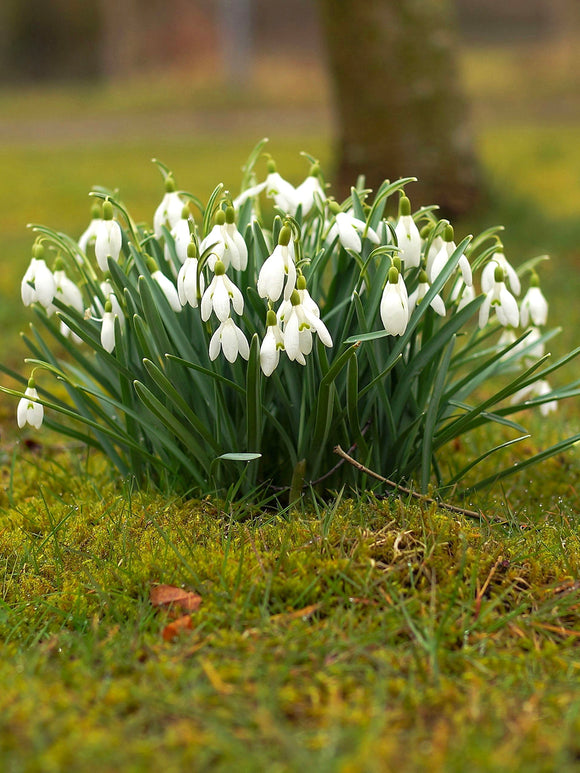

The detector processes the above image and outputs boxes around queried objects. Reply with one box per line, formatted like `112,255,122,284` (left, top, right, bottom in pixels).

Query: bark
319,0,482,217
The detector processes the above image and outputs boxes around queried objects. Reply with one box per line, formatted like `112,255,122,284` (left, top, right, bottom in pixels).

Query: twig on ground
333,445,500,522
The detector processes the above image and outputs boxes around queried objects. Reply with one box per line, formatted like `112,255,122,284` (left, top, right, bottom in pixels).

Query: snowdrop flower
408,270,445,318
294,164,326,216
200,208,247,271
100,301,117,353
512,380,557,416
153,176,184,239
209,318,249,363
164,205,192,267
147,257,181,313
21,244,56,308
200,211,227,269
201,260,244,322
394,196,421,268
223,206,248,271
264,160,299,214
94,200,122,272
78,203,103,254
479,265,519,328
177,242,205,308
482,251,520,296
423,225,444,276
327,202,380,253
520,273,548,328
380,266,409,336
17,378,43,429
260,309,285,376
257,224,296,302
92,280,123,321
51,259,84,340
428,224,472,287
450,280,476,312
283,287,333,365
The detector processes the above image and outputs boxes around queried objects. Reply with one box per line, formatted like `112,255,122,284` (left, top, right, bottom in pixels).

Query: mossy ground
2,39,580,771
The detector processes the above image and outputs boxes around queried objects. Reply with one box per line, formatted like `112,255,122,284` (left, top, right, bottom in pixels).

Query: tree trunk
319,0,482,217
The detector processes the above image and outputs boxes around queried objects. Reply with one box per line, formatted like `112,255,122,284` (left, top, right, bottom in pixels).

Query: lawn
1,40,580,771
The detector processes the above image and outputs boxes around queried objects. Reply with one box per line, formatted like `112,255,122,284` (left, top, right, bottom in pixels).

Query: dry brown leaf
150,584,202,612
162,614,193,642
270,603,321,623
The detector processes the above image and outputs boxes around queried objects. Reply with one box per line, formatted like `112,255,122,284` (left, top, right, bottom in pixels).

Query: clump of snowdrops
3,140,580,500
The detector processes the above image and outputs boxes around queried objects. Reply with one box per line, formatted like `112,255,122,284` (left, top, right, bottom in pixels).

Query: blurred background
1,0,579,370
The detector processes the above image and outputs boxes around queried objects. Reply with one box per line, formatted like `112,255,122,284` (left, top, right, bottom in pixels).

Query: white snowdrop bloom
94,200,122,272
257,225,296,303
380,266,409,336
478,265,519,328
100,303,116,353
78,205,103,254
165,212,192,267
92,281,123,321
428,225,472,287
328,209,380,253
408,270,445,319
450,280,476,312
394,197,421,268
152,270,181,313
481,251,521,296
520,274,548,328
177,253,205,308
512,380,557,416
260,310,285,376
200,220,227,270
51,264,84,340
424,233,444,276
209,318,249,363
223,207,248,271
201,261,244,322
294,166,325,216
265,164,299,214
153,178,184,239
52,267,84,314
17,380,43,429
21,254,56,309
283,289,333,365
233,181,268,209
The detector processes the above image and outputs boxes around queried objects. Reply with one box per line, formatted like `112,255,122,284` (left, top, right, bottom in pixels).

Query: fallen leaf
162,615,193,642
150,584,202,612
270,603,321,623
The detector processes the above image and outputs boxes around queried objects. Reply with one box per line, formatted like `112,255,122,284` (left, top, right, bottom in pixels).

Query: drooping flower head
282,280,333,365
17,377,43,429
520,271,548,328
394,196,421,269
147,256,182,313
153,175,184,239
260,308,285,376
21,242,56,309
482,250,520,296
380,265,409,336
177,240,205,308
201,260,244,322
479,264,519,329
78,202,103,255
408,269,445,319
294,162,326,216
94,199,123,273
257,223,296,303
327,201,380,253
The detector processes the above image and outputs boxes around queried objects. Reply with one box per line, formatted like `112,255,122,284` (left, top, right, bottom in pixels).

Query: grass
1,38,580,770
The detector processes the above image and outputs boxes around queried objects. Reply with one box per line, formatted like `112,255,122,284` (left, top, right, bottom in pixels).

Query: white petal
101,312,116,352
209,325,222,361
221,320,239,363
